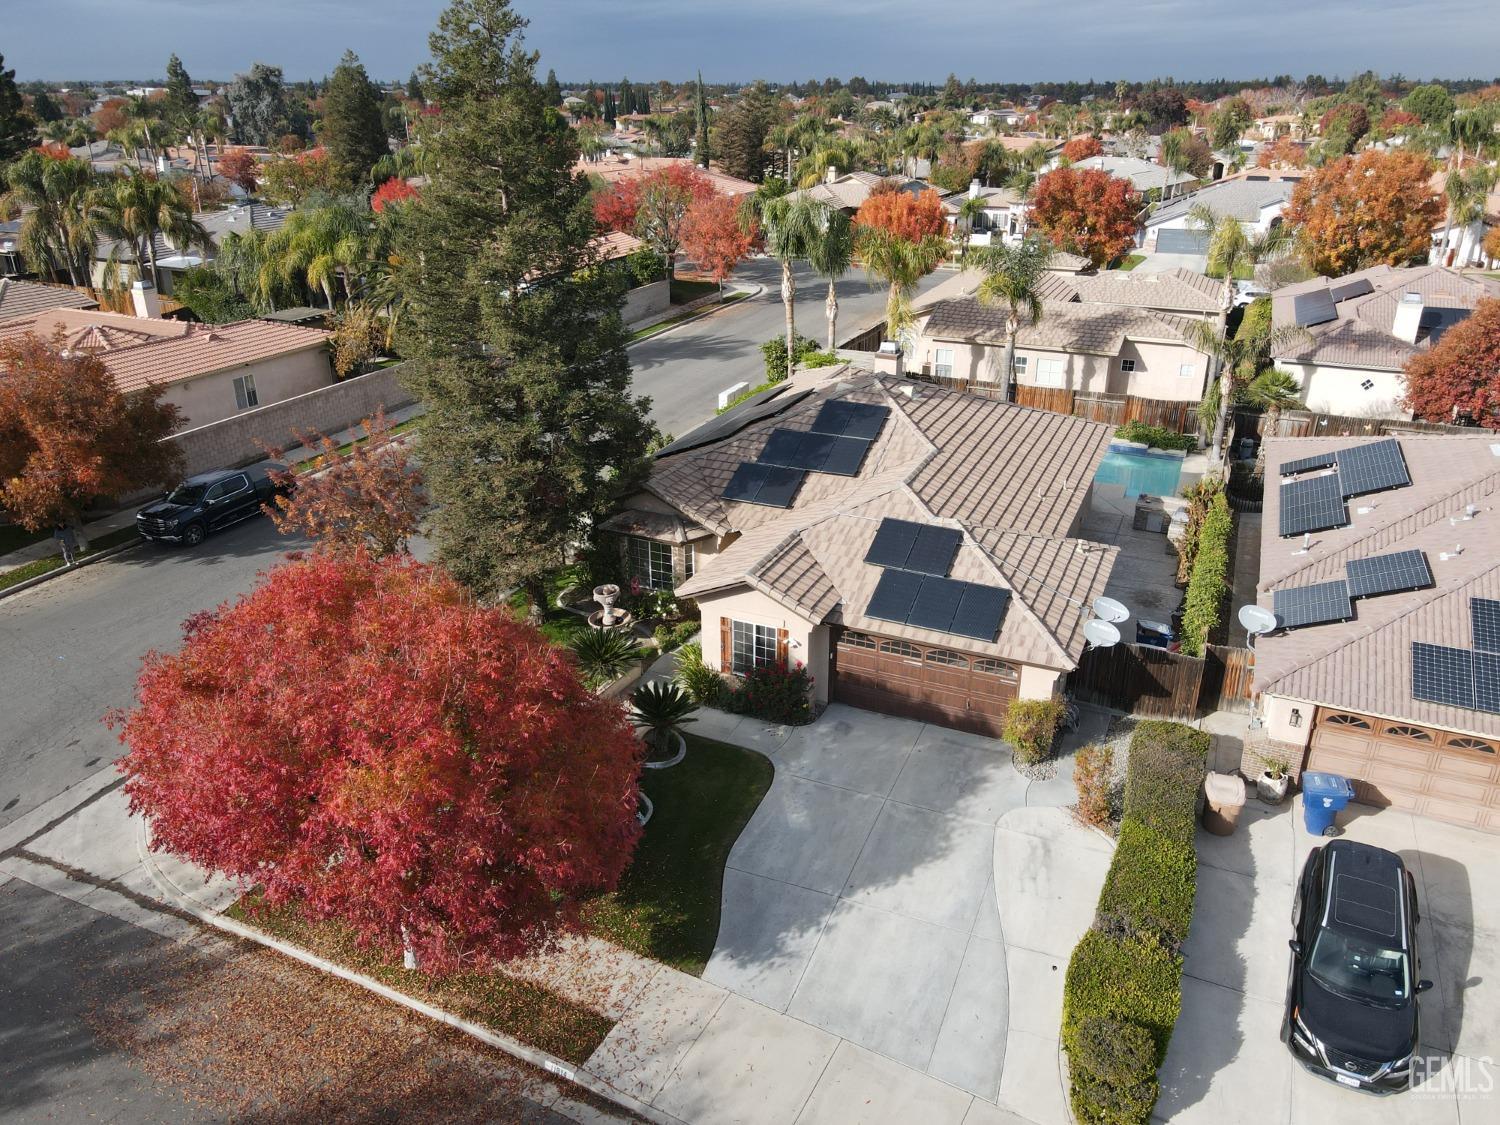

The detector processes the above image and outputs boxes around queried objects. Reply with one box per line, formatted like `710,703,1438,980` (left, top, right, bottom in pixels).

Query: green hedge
1114,420,1196,452
1061,720,1208,1125
1179,490,1233,657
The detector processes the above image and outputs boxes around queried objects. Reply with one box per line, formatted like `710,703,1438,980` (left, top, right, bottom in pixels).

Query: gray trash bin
1202,771,1247,836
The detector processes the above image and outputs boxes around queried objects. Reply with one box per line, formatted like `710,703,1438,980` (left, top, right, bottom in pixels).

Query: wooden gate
1201,645,1255,713
1067,642,1254,718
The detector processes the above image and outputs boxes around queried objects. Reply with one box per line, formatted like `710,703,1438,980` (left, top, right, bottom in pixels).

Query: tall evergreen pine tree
164,54,198,125
542,68,561,107
0,54,36,164
694,71,711,168
396,0,654,609
320,50,389,183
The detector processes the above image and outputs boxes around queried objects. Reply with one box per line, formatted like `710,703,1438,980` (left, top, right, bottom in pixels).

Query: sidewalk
0,402,426,576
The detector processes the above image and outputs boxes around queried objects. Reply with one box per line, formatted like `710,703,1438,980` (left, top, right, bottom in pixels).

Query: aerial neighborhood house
1270,266,1500,419
943,180,1029,247
0,277,98,318
1142,173,1299,254
576,153,757,197
0,306,332,428
1429,174,1500,268
912,286,1214,401
1037,266,1226,320
1064,154,1199,199
601,369,1119,734
1254,434,1500,833
91,202,291,297
785,168,932,215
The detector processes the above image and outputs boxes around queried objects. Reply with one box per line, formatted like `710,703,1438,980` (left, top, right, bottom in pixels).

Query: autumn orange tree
680,193,758,298
1285,149,1439,275
217,147,259,194
371,176,419,212
1061,135,1103,163
0,332,182,530
852,186,948,242
114,552,645,972
593,163,716,277
1027,167,1139,267
1403,299,1500,427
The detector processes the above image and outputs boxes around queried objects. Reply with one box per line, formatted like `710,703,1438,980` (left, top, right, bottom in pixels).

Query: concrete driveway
695,703,1093,1105
1158,798,1499,1124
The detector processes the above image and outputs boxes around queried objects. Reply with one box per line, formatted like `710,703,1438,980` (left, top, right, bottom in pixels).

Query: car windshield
166,483,207,505
1308,929,1410,1007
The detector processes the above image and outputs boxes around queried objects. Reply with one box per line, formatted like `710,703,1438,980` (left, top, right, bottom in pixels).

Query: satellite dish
1082,619,1121,649
1092,597,1130,624
1238,604,1278,635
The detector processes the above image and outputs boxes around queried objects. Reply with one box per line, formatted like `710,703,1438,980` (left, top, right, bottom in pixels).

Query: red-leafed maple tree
680,194,758,297
1257,137,1307,169
592,163,716,276
1027,167,1140,267
217,147,259,194
0,332,182,529
1285,149,1439,275
1061,135,1103,163
1403,299,1500,428
114,552,645,972
371,176,420,213
852,187,948,242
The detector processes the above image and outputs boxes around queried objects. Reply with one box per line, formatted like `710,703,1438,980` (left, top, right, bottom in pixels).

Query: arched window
879,640,922,660
925,649,969,668
1445,736,1497,755
1324,712,1371,730
1382,724,1433,744
973,658,1018,680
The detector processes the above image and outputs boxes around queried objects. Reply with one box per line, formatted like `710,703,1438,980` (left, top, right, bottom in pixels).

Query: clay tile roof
0,278,98,320
1069,267,1225,314
923,296,1202,356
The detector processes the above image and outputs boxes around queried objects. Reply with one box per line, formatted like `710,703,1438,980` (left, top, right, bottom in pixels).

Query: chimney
131,279,162,319
825,164,838,184
1392,291,1424,344
969,178,981,199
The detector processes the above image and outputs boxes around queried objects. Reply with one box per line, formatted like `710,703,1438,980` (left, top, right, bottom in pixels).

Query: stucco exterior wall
1107,340,1207,400
1263,694,1314,748
1145,200,1285,247
622,279,670,326
1019,663,1066,701
163,347,333,429
697,587,829,703
1277,361,1411,420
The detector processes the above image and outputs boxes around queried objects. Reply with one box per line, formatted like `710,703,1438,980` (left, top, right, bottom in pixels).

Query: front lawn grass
0,525,142,594
227,896,614,1065
1114,253,1146,271
584,734,774,975
0,524,45,556
669,277,719,304
507,573,592,647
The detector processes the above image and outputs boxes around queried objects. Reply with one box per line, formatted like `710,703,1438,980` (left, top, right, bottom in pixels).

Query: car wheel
182,523,206,547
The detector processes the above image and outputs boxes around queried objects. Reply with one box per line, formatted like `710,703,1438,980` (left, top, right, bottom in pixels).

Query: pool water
1095,443,1185,499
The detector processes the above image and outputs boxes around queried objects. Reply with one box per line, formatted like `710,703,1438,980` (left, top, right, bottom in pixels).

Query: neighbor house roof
942,185,1024,212
1039,267,1225,315
0,278,97,320
0,308,329,394
1254,435,1500,738
785,171,932,213
652,369,1118,671
94,202,292,264
1148,174,1297,226
1070,155,1196,193
576,154,756,197
923,296,1205,356
1271,266,1500,373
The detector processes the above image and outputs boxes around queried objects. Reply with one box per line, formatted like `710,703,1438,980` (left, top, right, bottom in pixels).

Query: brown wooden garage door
830,629,1018,737
1306,708,1500,833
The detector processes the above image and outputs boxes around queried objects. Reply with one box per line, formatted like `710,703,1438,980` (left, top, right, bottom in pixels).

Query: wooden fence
1067,642,1253,720
1230,408,1473,443
907,375,1205,436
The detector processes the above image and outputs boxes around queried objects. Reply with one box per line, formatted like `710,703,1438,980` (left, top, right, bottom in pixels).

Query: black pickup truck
136,463,291,546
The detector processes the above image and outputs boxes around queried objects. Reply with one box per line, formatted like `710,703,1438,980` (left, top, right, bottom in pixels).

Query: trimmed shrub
1114,420,1196,452
1063,930,1184,1058
727,661,814,725
1095,819,1197,948
674,643,728,707
1122,721,1210,847
760,333,822,383
1003,698,1067,765
1179,490,1232,656
1073,742,1113,828
1069,1017,1160,1125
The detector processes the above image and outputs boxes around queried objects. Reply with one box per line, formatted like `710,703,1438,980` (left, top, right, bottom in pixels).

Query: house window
233,374,258,410
1120,358,1137,373
878,639,922,660
730,620,778,674
1361,378,1375,391
1035,357,1065,388
1446,735,1497,754
1179,364,1195,378
627,536,674,591
841,631,878,650
973,658,1018,679
1382,724,1433,744
1324,712,1371,730
934,348,954,379
925,648,969,668
1012,355,1029,377
684,546,694,579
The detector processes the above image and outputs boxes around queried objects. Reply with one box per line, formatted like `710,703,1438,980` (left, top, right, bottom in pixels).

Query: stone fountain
588,583,633,631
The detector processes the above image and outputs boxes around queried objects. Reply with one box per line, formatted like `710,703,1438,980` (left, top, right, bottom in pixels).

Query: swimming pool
1095,442,1185,499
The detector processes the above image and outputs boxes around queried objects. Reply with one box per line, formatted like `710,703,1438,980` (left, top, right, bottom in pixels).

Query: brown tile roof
1067,267,1225,314
0,278,97,320
575,154,756,197
1254,434,1500,737
923,296,1205,356
661,369,1118,670
0,308,329,394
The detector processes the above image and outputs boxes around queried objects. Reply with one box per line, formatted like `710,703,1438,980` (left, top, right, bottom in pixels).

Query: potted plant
631,680,698,769
1257,755,1291,804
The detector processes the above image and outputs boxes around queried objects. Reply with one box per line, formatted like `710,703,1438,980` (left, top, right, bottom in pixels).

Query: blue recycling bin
1301,771,1356,836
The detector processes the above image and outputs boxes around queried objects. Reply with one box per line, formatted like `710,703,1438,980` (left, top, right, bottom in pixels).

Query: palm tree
569,629,640,685
260,203,371,309
1159,130,1189,203
794,137,862,188
804,205,855,352
857,226,949,378
1437,163,1498,267
630,680,698,762
757,194,824,377
954,194,989,264
3,150,100,287
1185,318,1309,463
1243,368,1303,476
92,171,210,291
972,239,1052,400
1188,203,1292,308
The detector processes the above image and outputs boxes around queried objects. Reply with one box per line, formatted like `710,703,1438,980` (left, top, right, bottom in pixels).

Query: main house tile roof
1036,267,1225,315
0,278,97,320
0,308,330,394
1148,175,1298,226
658,369,1119,671
923,296,1204,356
1255,435,1500,737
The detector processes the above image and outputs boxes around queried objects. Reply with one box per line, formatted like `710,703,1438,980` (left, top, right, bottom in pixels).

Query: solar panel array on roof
1336,439,1410,498
720,462,806,508
1472,598,1500,654
865,569,1010,642
862,518,961,576
756,428,872,476
1273,581,1354,629
655,387,814,457
1474,651,1500,715
810,400,889,441
1292,289,1337,327
1279,473,1348,537
1345,550,1433,600
1280,451,1336,476
1411,642,1476,710
1328,277,1374,304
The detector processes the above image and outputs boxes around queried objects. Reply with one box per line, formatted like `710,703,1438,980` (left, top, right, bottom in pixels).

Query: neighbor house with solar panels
1271,266,1500,420
599,367,1120,736
1250,434,1500,834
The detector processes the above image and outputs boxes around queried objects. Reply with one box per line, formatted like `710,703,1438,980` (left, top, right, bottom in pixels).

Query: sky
7,0,1500,86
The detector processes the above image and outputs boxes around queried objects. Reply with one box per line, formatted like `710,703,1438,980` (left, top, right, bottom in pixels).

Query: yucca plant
631,680,698,760
674,642,727,706
568,628,639,685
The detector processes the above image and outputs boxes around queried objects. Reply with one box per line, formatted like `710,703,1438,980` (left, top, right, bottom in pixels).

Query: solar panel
1411,642,1476,710
864,518,921,569
1279,473,1348,537
861,519,961,575
951,584,1011,642
866,568,924,624
1336,439,1410,498
811,400,890,441
757,429,871,476
819,435,874,475
1474,651,1500,715
1273,581,1353,629
906,575,967,633
1280,452,1336,476
720,462,806,508
655,387,814,457
1471,598,1500,654
1328,277,1375,304
1345,550,1433,599
1292,289,1337,327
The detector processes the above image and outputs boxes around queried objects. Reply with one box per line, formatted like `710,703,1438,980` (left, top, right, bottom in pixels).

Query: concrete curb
626,284,765,348
0,536,144,602
134,820,674,1125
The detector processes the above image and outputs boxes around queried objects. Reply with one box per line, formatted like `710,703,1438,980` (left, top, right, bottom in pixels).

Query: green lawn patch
628,291,747,343
0,525,141,594
227,897,612,1064
585,735,774,975
1115,253,1146,271
669,278,720,304
0,524,45,556
507,581,591,647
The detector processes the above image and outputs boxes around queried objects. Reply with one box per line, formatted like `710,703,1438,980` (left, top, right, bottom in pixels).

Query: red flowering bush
728,661,814,725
